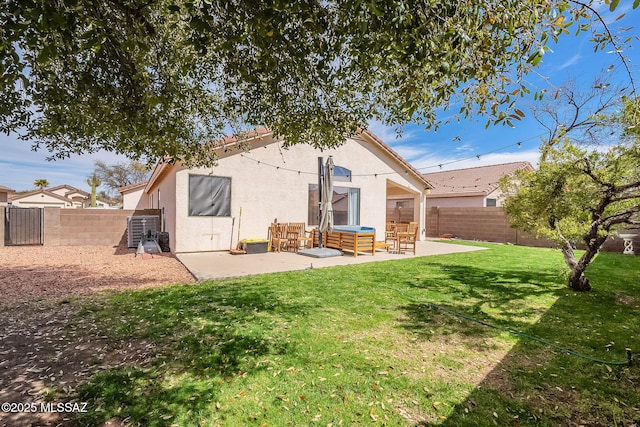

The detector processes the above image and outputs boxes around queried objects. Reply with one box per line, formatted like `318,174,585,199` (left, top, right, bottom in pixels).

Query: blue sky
1,2,638,193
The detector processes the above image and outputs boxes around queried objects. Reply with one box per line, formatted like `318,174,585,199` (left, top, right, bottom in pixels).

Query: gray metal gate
4,207,43,246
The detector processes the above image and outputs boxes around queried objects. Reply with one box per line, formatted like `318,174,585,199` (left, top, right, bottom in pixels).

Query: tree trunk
559,237,598,292
568,265,592,292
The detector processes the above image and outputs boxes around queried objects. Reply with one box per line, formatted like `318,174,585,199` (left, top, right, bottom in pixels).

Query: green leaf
610,0,620,12
528,51,542,66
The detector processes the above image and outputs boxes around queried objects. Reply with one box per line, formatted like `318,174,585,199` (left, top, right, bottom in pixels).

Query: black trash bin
156,232,171,252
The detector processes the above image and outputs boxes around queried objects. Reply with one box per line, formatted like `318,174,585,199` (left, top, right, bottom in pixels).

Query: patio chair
288,222,313,251
270,222,289,252
385,221,397,251
396,222,418,255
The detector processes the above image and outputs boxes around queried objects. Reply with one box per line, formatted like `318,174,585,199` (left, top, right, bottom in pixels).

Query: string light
238,135,539,178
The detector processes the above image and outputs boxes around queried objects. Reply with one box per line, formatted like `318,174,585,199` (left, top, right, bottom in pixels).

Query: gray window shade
189,175,231,216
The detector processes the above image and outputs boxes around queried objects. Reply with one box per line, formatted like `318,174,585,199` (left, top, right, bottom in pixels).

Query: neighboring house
423,161,535,209
128,128,432,253
10,184,112,208
0,185,15,207
118,181,149,210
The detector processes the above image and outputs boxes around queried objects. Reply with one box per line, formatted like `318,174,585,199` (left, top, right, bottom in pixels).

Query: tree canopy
94,160,151,197
1,0,637,165
33,178,49,189
502,90,640,291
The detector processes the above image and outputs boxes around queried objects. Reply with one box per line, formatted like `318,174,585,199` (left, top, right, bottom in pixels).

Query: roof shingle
423,161,534,196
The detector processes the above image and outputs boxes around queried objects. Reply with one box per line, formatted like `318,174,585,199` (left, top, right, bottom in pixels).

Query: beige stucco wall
166,134,427,253
146,164,177,249
11,193,70,208
122,188,147,210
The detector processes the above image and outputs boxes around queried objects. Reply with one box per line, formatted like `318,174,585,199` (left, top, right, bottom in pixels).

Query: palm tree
34,179,49,190
86,173,102,207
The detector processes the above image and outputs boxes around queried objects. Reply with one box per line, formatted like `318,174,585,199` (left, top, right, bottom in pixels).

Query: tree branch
567,0,637,95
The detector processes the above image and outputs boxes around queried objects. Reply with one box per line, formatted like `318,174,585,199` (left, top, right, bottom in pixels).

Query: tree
1,1,636,165
94,161,151,197
33,179,49,190
502,94,640,292
86,172,102,207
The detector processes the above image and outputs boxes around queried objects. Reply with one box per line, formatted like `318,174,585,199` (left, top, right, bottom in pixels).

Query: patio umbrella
319,156,334,238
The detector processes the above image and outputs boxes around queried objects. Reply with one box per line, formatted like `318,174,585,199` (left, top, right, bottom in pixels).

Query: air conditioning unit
127,216,159,248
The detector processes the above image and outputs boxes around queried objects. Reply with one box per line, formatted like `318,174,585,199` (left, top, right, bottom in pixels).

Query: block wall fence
425,207,636,255
1,207,161,247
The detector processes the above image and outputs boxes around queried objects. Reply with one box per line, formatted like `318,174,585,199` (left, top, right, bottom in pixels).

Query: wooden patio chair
287,222,313,251
270,222,289,252
396,222,418,255
385,221,397,251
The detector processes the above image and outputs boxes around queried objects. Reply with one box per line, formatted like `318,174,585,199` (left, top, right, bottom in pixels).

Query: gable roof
0,185,15,192
360,130,433,189
48,184,90,198
423,161,534,197
118,180,149,195
145,129,433,191
10,189,74,204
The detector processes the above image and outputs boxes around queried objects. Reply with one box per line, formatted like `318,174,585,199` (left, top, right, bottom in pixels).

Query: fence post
0,207,5,247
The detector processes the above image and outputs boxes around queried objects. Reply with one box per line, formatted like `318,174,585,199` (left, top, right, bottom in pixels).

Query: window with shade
188,174,232,216
308,184,360,226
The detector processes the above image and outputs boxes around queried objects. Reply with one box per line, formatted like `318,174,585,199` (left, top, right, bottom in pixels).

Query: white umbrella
319,156,334,236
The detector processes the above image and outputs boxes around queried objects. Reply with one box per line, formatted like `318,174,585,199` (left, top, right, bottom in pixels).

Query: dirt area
0,244,195,305
0,244,196,426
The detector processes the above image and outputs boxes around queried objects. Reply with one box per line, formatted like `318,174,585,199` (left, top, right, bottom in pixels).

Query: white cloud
454,143,475,153
560,54,582,70
366,120,416,146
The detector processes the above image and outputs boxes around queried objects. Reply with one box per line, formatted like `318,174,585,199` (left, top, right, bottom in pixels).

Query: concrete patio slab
177,240,485,281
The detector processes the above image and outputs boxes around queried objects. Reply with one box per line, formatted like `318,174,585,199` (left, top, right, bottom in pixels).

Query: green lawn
72,243,639,426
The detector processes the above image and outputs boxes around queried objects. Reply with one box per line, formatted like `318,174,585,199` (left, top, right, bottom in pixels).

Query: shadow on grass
402,252,640,426
74,278,314,426
398,260,564,346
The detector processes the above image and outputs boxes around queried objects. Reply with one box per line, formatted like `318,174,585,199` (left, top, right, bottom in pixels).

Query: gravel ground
0,245,196,426
0,244,196,305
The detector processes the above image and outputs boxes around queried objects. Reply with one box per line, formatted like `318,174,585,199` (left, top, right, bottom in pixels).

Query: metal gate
4,207,43,246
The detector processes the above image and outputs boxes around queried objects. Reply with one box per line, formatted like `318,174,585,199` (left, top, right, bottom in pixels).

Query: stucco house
423,161,534,209
10,184,112,208
0,185,15,207
118,181,149,210
125,129,433,253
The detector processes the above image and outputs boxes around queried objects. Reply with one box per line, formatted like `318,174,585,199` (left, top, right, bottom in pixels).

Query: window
333,165,352,182
308,184,360,225
189,175,231,216
486,198,497,207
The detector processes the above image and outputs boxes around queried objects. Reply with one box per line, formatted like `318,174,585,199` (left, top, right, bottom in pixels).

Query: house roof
10,189,74,204
423,161,534,197
145,128,433,191
118,180,149,195
48,184,90,197
360,130,433,189
0,185,15,192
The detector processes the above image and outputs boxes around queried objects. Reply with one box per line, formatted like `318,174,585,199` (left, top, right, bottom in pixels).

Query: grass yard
68,243,639,426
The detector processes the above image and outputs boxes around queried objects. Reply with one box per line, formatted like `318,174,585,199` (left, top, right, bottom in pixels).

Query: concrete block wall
43,208,161,246
426,207,639,253
426,207,555,248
